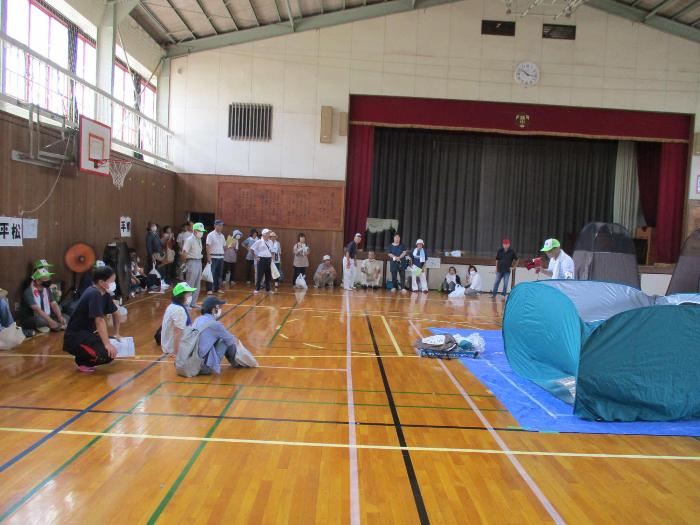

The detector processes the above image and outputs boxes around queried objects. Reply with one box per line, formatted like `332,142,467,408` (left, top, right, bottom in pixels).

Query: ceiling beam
221,1,239,31
670,0,700,19
164,0,198,39
166,0,465,57
115,0,140,24
272,0,283,22
194,0,220,34
247,0,262,26
643,0,680,20
587,0,700,43
284,0,296,30
137,2,177,44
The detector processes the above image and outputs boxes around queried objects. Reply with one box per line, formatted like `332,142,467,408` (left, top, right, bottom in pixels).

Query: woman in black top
388,233,408,293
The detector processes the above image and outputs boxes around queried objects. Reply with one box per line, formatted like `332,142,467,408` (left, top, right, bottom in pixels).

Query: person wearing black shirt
63,265,123,373
343,233,362,290
492,239,518,298
388,233,408,293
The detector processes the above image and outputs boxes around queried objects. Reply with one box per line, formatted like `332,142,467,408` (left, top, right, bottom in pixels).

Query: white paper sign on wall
0,216,23,247
120,216,132,238
23,218,38,239
424,257,442,269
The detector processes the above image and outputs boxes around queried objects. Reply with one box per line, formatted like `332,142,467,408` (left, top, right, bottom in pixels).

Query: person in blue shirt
388,233,408,293
192,296,240,375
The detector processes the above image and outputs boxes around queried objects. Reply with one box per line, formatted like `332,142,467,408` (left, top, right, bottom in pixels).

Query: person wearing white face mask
410,239,429,293
63,265,124,373
181,222,206,307
465,265,483,296
191,297,242,375
159,282,196,357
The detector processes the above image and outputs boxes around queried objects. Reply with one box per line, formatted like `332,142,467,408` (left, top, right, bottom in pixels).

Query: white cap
416,239,424,245
323,255,331,261
354,232,362,238
261,228,270,235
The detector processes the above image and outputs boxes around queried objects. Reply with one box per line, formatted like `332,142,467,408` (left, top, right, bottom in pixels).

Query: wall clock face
514,62,540,87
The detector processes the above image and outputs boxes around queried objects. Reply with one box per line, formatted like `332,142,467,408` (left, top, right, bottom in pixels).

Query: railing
0,31,172,165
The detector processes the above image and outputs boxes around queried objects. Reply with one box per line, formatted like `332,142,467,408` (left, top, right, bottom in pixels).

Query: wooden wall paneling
0,111,176,303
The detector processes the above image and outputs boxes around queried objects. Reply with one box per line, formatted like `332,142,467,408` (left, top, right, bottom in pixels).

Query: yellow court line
380,315,403,356
302,342,326,350
279,333,289,339
0,426,697,462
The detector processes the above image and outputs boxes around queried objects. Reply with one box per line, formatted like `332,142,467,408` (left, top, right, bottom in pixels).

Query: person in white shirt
160,282,195,357
410,239,429,293
540,238,575,280
251,228,274,294
269,231,282,288
465,265,483,296
176,222,193,250
206,219,226,295
181,222,206,307
360,251,382,289
343,233,362,291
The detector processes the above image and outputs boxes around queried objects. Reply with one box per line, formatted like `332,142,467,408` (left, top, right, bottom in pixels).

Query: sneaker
253,290,259,295
391,288,396,293
216,290,225,295
77,365,95,373
400,289,408,294
22,328,36,338
37,326,50,333
207,291,213,296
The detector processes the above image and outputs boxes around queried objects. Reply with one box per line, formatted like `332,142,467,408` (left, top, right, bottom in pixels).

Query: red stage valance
349,95,691,143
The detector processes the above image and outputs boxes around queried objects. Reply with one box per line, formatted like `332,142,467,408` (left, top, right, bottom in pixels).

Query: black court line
366,314,430,525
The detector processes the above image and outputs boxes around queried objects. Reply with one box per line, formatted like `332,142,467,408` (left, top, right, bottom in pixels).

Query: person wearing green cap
540,238,575,280
33,259,54,271
159,282,196,356
181,222,206,307
19,267,66,332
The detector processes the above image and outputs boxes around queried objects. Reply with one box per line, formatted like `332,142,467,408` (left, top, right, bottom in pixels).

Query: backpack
175,320,217,377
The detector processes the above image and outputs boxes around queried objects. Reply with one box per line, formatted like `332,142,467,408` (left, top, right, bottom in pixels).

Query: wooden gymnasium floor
0,287,698,524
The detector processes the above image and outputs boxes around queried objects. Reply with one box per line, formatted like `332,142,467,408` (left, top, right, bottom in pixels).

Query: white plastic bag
202,263,213,283
0,323,26,350
271,263,281,280
234,339,259,367
149,263,161,279
465,333,486,354
295,274,308,289
448,285,465,298
110,336,135,357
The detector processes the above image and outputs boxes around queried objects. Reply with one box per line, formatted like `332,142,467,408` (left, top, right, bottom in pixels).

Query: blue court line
0,355,166,474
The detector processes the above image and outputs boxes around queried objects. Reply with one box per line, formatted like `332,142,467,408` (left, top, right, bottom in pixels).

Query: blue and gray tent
503,280,700,422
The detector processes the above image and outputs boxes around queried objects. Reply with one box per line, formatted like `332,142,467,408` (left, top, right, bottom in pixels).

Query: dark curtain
656,143,688,262
367,127,617,257
344,125,375,243
635,142,662,226
366,129,482,251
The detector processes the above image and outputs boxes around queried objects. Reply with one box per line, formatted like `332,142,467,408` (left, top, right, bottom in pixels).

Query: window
112,62,137,144
3,0,70,115
139,81,157,152
74,35,96,118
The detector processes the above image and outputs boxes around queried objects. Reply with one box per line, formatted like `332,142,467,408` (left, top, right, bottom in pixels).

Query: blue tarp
429,327,700,437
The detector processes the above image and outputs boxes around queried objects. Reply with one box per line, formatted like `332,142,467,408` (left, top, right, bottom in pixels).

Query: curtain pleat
344,125,375,243
367,128,617,257
613,141,640,233
656,143,688,263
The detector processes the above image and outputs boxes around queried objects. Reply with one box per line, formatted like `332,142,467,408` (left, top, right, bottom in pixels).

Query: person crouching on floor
440,266,462,293
20,266,67,333
193,297,240,375
465,265,483,296
63,265,124,373
160,282,196,357
360,251,382,289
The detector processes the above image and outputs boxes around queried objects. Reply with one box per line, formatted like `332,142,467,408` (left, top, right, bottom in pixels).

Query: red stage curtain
656,143,688,263
344,125,374,243
636,142,661,226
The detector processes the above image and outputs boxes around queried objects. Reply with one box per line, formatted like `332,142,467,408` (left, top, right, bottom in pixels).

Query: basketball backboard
79,115,111,176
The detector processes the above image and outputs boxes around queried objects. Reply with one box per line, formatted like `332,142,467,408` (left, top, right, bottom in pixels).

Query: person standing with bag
292,233,310,286
269,231,282,288
181,222,206,308
388,233,408,293
206,219,226,295
251,228,274,295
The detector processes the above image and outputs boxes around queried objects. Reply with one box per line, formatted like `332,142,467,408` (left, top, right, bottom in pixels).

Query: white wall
170,0,700,180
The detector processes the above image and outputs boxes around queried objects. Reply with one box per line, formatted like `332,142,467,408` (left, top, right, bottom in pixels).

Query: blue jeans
207,258,224,292
492,271,510,296
0,298,14,329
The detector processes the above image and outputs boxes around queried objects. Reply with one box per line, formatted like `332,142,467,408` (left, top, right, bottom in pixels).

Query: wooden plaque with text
217,181,344,231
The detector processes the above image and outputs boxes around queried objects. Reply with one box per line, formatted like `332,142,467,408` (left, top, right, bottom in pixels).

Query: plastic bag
110,336,135,357
271,263,281,280
464,333,485,355
295,274,308,289
234,339,259,367
202,263,213,283
149,263,161,279
0,323,26,350
448,285,465,298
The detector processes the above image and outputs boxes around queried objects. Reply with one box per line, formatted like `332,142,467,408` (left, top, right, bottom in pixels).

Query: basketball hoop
93,158,133,189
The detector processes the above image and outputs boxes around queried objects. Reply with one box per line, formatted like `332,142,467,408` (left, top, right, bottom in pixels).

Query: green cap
32,267,55,280
193,222,206,233
173,282,197,296
540,238,561,252
33,259,53,270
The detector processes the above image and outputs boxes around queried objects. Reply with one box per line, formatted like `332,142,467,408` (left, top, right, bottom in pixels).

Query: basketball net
94,159,133,190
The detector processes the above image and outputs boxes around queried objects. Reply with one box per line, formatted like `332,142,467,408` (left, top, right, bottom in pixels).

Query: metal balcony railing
0,31,172,165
